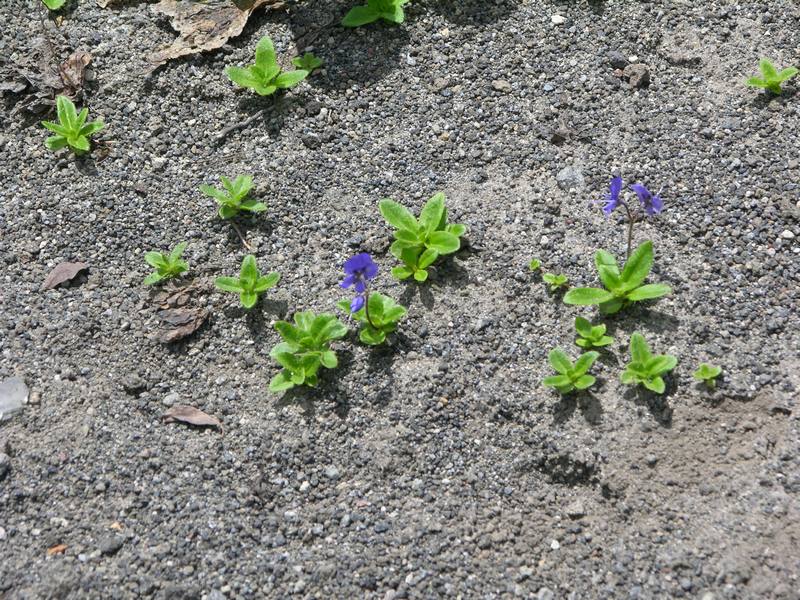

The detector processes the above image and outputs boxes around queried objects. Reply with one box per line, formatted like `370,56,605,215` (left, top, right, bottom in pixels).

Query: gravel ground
2,0,799,598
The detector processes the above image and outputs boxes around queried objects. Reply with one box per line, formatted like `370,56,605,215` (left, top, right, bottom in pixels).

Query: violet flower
630,183,663,217
340,253,378,313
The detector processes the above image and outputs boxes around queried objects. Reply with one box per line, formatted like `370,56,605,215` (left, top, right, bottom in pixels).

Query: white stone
551,15,566,25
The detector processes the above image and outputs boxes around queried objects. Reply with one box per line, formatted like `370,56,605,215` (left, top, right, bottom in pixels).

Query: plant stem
363,291,378,330
230,221,252,251
621,202,636,259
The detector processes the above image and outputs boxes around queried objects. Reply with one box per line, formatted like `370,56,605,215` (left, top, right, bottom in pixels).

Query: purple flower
600,176,624,216
340,253,378,313
630,183,663,216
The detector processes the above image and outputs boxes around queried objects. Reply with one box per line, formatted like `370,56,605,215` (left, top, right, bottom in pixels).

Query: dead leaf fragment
47,544,68,556
153,308,208,343
148,0,285,67
163,405,222,430
109,522,124,531
59,51,91,97
40,262,89,291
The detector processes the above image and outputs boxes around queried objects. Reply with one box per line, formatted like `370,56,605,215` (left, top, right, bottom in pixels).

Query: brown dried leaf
47,544,68,556
109,522,124,531
153,308,208,343
148,0,285,67
162,405,222,429
40,262,89,291
58,51,91,96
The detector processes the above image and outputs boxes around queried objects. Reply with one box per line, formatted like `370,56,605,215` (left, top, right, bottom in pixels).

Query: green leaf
143,272,163,286
418,192,445,235
254,84,278,96
620,240,653,290
379,199,418,232
254,35,277,71
746,77,767,89
274,70,308,89
693,364,722,381
79,120,104,137
342,5,381,27
42,0,67,9
168,242,187,263
56,95,77,130
595,249,619,276
627,283,671,301
215,277,244,293
320,350,338,369
269,371,295,393
200,184,228,203
574,317,593,338
392,265,413,280
597,265,621,292
778,66,799,81
45,136,68,151
646,354,678,375
572,351,599,376
413,269,428,282
144,252,166,268
383,3,405,23
448,223,467,238
395,228,423,246
239,255,259,285
360,327,387,345
573,374,595,390
594,335,614,347
528,258,541,272
548,348,572,375
563,288,614,305
240,291,258,309
629,332,650,364
274,322,302,345
598,298,625,315
426,231,460,254
42,121,68,135
75,107,88,129
759,58,778,80
418,248,439,269
620,369,638,386
69,135,90,153
219,205,239,219
226,66,262,90
255,272,280,292
643,376,665,394
240,199,267,213
543,375,572,391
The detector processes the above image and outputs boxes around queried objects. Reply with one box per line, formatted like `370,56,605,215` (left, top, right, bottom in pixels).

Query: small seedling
269,311,348,391
379,192,466,282
342,0,410,27
200,175,266,219
574,316,614,349
543,348,599,394
563,240,671,314
693,363,722,389
144,242,189,285
226,35,308,96
338,293,406,345
42,0,66,9
215,255,279,309
292,52,323,72
41,95,104,155
746,59,798,95
542,273,568,292
528,258,541,271
621,332,677,394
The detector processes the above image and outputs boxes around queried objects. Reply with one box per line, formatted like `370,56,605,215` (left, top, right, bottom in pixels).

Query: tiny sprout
746,58,798,95
528,258,541,271
574,317,614,349
542,273,568,292
693,363,722,389
200,175,266,219
621,332,677,394
215,255,279,309
543,348,599,394
42,0,66,9
144,242,189,286
226,35,308,96
292,52,323,73
342,0,410,27
41,95,104,155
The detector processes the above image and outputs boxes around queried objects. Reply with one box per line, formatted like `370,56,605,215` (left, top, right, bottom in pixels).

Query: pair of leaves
746,58,798,95
342,0,409,27
543,349,599,394
226,35,308,96
563,240,671,314
574,317,613,349
542,273,568,291
337,292,407,345
269,312,348,392
620,332,677,394
291,52,323,72
144,242,189,285
200,175,266,219
41,95,104,155
693,363,722,389
379,192,466,282
215,255,279,309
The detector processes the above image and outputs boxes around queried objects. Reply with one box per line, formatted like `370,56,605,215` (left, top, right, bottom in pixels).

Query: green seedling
693,363,722,389
563,240,671,314
42,0,66,9
746,59,798,95
215,255,279,309
226,35,308,96
144,242,189,285
543,348,599,394
528,258,541,271
621,332,677,394
379,192,466,282
292,52,323,72
269,311,348,392
542,273,568,292
41,95,104,155
574,316,614,349
337,292,406,345
342,0,410,27
200,175,266,219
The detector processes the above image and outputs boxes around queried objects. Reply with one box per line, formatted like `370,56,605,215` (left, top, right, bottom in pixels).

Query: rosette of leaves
379,192,466,282
543,349,599,394
574,317,614,349
226,35,308,96
337,292,407,345
292,52,323,73
144,242,189,285
542,273,568,292
621,332,677,394
746,59,798,95
693,363,722,389
41,95,104,155
563,240,671,314
269,312,348,392
200,175,266,219
215,255,279,309
342,0,410,27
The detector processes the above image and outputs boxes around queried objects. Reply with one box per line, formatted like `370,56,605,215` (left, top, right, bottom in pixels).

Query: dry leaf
148,0,285,67
47,544,68,556
58,51,91,96
163,405,222,430
109,522,124,531
153,308,208,343
40,262,89,291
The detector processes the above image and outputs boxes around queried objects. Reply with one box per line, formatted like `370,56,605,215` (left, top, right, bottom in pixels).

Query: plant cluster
227,36,308,96
144,242,189,286
342,0,410,27
42,96,104,155
543,349,599,394
746,58,798,95
215,255,280,309
200,175,266,219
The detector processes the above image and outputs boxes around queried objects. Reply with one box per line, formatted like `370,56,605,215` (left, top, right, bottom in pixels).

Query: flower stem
621,202,636,259
363,291,378,330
